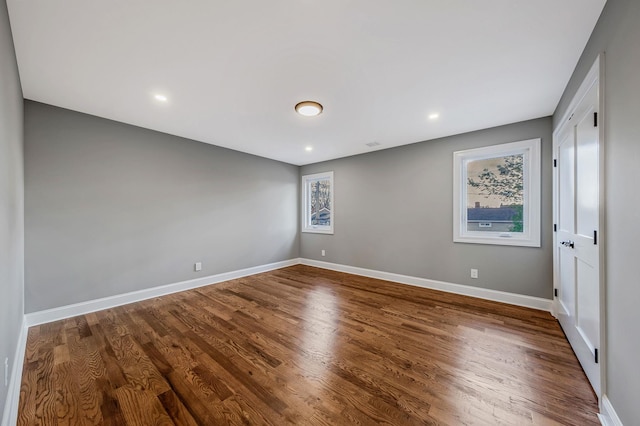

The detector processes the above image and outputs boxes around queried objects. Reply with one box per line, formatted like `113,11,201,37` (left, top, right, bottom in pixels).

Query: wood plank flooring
18,265,599,425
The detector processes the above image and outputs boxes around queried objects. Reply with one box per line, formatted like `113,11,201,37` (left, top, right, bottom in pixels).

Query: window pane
302,171,334,234
466,154,524,233
309,179,331,226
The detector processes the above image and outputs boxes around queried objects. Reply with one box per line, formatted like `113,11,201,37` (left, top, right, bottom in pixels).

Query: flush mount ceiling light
428,113,440,120
295,101,323,117
154,94,168,102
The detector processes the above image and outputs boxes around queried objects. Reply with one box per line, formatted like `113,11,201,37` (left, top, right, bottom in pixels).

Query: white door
554,63,602,397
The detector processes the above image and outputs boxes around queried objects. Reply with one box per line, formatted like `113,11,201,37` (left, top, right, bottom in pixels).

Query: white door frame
552,54,606,402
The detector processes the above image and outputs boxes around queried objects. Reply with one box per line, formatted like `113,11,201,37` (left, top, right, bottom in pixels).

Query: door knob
561,240,575,248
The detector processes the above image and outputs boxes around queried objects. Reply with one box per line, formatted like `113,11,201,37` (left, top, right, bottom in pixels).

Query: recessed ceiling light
428,113,440,120
295,101,323,117
305,146,313,152
154,94,168,102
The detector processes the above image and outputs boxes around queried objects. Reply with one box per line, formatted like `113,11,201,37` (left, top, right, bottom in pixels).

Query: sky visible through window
467,155,524,208
466,154,524,233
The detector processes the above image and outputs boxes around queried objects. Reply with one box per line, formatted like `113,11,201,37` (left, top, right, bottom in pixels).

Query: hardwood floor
18,265,599,425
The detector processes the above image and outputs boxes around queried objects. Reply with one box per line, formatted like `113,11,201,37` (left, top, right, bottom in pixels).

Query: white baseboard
25,258,301,327
24,256,553,328
1,319,28,426
300,258,553,312
599,394,624,426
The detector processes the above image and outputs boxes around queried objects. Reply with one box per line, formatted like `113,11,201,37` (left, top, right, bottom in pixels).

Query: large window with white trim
453,139,541,247
302,171,334,234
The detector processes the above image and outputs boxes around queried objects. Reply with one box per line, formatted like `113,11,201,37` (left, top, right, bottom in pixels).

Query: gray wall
554,0,640,422
25,101,299,313
0,0,24,421
300,118,553,299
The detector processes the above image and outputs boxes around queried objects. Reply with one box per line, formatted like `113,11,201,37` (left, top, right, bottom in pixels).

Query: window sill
454,234,540,247
302,228,334,235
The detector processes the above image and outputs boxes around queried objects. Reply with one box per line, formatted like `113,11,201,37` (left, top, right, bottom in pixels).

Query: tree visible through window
302,171,334,234
310,179,331,226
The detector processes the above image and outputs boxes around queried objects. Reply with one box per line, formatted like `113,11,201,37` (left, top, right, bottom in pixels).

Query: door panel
558,134,575,234
558,248,575,317
557,130,575,319
576,102,599,239
576,259,598,350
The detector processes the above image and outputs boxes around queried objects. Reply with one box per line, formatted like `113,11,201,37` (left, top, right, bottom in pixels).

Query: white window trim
302,171,334,234
453,138,541,247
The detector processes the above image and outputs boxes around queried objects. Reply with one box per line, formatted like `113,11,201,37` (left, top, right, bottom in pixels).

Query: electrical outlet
321,250,326,257
470,269,479,279
194,262,202,272
4,357,8,387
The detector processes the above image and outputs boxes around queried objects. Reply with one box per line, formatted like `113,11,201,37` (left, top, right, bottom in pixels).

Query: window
302,171,334,234
453,139,541,247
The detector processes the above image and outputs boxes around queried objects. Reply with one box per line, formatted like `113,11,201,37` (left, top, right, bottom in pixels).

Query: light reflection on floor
298,286,338,379
430,323,536,424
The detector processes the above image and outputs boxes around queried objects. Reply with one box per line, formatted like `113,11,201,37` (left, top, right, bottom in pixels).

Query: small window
302,171,334,234
453,139,541,247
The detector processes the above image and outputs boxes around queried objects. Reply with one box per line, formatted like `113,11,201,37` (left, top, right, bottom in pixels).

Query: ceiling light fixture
305,146,313,152
295,101,323,117
154,94,168,102
428,113,440,120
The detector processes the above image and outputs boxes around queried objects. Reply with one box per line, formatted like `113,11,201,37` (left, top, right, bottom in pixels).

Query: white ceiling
7,0,606,166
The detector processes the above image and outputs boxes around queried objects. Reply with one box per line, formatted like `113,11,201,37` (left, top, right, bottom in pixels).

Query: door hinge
594,112,598,127
554,288,558,298
554,224,557,232
595,348,599,364
594,230,598,245
553,159,557,168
